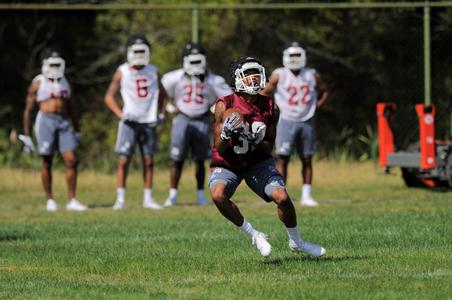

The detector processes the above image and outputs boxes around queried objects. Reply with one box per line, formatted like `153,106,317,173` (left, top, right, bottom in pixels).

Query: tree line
1,2,451,170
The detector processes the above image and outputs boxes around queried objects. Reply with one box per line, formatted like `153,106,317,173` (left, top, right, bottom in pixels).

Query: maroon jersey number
136,78,148,98
183,84,205,104
50,90,68,98
288,85,310,106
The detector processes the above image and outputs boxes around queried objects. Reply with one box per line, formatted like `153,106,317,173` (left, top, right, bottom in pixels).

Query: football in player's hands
220,108,245,141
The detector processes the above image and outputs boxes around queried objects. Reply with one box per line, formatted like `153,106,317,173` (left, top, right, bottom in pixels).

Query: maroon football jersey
210,93,275,173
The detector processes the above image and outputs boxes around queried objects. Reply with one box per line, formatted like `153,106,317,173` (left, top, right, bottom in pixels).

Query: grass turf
0,161,451,299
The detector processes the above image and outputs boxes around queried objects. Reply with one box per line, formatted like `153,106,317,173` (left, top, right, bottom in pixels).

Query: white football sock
302,184,312,200
144,189,153,202
117,188,125,202
169,188,177,199
287,225,303,243
197,189,205,199
239,219,258,237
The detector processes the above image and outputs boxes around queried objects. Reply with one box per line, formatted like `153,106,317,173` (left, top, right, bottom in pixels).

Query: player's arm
104,70,123,119
161,73,179,115
315,72,329,109
23,80,39,136
157,73,168,118
260,73,279,97
213,100,230,155
254,104,279,155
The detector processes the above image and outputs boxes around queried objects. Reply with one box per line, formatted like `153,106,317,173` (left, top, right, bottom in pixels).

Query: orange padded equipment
377,102,396,167
415,104,436,170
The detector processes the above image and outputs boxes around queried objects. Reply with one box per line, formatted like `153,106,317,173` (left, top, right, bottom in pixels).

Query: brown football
223,107,245,122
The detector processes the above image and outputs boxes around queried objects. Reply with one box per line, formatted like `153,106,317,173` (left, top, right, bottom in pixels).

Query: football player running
161,43,232,207
105,34,166,210
209,56,326,257
262,41,330,207
21,48,87,212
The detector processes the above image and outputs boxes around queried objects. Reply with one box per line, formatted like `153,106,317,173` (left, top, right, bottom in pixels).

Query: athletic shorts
170,113,211,161
34,111,77,156
208,158,285,203
115,120,157,157
275,117,317,157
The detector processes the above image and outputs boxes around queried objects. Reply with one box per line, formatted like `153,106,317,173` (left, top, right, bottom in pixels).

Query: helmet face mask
283,44,306,70
234,61,266,95
183,53,207,76
127,43,150,66
182,43,207,76
41,51,65,79
126,34,151,66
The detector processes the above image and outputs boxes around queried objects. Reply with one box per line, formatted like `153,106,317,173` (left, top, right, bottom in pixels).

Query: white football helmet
126,34,151,66
41,49,65,79
182,43,207,76
283,42,306,70
231,56,266,95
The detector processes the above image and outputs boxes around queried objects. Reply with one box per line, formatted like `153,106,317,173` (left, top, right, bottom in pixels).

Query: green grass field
0,161,451,299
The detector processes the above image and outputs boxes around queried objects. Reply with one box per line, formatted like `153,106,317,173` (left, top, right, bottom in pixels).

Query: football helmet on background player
126,33,151,66
283,41,306,70
182,43,207,76
41,47,65,80
228,56,266,95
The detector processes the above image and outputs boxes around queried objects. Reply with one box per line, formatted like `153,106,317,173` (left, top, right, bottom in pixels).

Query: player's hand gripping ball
220,108,245,141
249,121,266,145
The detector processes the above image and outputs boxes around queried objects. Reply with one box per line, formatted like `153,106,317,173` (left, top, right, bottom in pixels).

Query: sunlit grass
0,161,451,299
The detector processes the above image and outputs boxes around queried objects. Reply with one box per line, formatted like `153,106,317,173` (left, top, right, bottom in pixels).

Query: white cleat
252,232,272,257
112,200,125,210
66,199,88,212
196,197,209,206
163,197,177,208
46,199,57,212
289,239,326,257
143,199,162,210
300,197,319,207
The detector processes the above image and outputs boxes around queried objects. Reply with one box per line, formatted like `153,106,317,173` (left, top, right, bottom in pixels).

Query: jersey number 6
136,78,149,98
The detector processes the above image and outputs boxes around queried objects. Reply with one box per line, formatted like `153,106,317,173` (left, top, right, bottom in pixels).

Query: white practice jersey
273,67,318,122
162,69,232,118
119,63,160,124
33,74,71,102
